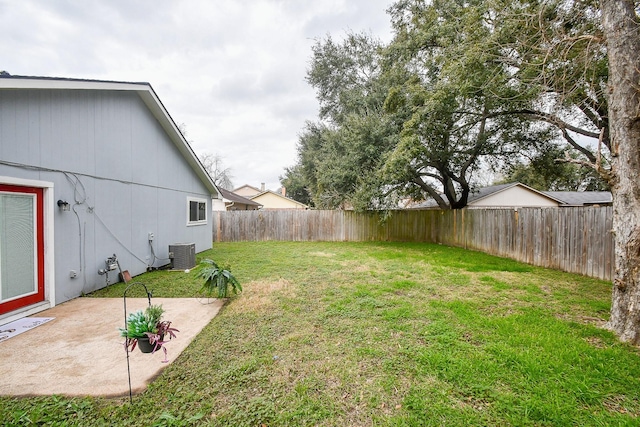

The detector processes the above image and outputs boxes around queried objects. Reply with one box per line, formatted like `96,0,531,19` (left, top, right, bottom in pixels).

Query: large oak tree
283,33,398,209
288,0,640,342
601,0,640,343
382,0,558,208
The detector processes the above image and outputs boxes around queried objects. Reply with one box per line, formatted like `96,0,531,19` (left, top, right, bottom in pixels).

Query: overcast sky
0,1,395,191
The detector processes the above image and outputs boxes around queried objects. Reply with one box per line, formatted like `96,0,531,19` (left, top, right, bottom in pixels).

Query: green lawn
2,241,639,426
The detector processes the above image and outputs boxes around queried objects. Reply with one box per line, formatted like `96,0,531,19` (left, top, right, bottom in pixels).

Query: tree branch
560,127,597,163
559,128,614,185
411,176,449,209
500,109,602,140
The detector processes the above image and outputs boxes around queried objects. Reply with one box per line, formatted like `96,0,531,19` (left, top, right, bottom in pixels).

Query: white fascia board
0,77,147,91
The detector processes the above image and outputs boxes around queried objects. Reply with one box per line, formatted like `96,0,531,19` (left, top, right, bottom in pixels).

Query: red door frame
0,184,45,315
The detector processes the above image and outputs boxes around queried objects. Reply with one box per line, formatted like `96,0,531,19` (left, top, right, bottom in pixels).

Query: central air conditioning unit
168,243,196,270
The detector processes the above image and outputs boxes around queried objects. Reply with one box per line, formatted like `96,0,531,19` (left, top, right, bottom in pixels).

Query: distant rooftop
408,182,612,209
218,188,262,207
543,191,612,206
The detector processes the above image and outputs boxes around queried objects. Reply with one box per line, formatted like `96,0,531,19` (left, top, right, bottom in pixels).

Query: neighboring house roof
250,190,308,209
467,182,565,206
233,184,262,197
0,75,219,198
543,191,612,206
408,182,612,209
219,187,262,208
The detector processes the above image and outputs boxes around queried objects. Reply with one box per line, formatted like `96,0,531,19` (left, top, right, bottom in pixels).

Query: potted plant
120,304,179,363
198,259,242,298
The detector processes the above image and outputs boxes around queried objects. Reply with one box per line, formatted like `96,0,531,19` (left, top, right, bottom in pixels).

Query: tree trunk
601,0,640,343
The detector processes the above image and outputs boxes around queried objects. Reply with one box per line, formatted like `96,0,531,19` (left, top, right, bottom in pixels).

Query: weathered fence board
212,207,614,281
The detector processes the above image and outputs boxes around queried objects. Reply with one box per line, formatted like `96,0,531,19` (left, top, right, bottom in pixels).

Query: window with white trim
187,197,207,225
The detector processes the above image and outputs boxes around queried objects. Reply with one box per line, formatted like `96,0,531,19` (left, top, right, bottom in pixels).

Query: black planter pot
136,336,162,353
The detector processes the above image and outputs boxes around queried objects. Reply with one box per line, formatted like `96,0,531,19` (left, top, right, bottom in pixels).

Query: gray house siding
0,86,214,308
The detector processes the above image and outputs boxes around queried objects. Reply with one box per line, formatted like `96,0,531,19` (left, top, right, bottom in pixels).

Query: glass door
0,185,44,315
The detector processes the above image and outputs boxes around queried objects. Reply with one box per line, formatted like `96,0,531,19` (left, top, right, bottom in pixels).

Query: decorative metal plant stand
123,282,153,404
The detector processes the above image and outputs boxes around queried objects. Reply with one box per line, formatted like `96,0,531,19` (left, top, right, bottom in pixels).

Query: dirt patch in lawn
225,279,295,314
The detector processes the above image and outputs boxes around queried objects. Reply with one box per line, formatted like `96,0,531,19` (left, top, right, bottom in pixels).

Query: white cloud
0,0,394,190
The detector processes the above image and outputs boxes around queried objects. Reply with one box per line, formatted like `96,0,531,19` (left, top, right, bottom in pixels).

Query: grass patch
2,241,638,426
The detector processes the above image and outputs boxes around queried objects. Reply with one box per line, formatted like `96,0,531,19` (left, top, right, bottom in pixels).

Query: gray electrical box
168,243,196,270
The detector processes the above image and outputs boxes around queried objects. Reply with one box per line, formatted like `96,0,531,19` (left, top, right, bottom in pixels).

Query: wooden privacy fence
213,207,614,281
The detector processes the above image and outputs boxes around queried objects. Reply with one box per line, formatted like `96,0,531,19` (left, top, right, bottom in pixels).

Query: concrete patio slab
0,297,224,397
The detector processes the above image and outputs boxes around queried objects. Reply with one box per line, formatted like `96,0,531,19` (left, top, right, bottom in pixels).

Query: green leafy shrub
198,259,242,298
